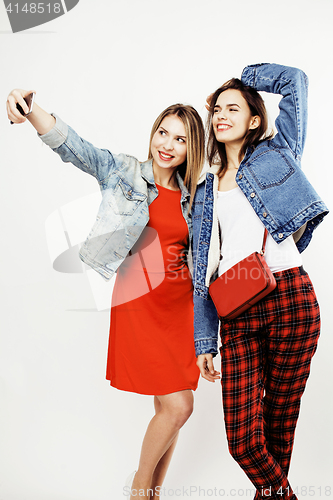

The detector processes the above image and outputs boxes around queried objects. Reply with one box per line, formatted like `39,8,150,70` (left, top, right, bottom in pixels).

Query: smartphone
16,92,35,116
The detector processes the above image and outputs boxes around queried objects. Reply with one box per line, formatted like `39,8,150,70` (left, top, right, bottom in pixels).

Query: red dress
106,184,199,395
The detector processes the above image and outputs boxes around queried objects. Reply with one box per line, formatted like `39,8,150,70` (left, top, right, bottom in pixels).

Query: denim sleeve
241,63,308,160
38,114,117,184
193,294,219,357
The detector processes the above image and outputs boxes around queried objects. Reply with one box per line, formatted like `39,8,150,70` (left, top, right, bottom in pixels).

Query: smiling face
150,114,187,172
212,89,260,148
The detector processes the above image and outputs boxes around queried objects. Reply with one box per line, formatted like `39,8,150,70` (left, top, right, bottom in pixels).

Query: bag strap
260,228,269,256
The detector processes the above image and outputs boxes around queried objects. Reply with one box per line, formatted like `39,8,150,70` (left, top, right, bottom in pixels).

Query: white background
0,1,332,499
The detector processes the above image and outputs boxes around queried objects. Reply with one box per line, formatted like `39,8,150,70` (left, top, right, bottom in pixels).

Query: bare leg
150,397,179,499
130,390,193,500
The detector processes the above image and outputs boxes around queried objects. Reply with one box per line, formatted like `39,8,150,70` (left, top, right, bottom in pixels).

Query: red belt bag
209,229,276,320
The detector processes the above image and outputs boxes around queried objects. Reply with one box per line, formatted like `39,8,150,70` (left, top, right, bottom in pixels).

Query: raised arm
6,89,117,184
241,63,308,160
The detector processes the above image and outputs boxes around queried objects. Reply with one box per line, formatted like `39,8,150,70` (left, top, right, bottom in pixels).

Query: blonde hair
148,104,205,209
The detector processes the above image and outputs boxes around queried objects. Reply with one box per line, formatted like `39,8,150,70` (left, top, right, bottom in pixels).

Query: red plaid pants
219,267,320,500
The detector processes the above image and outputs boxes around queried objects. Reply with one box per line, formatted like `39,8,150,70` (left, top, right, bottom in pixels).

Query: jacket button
263,212,267,218
128,190,132,196
238,174,243,180
278,233,283,239
250,192,255,198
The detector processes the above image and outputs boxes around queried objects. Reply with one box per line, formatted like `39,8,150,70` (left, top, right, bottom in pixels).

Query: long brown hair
148,104,205,209
206,78,273,176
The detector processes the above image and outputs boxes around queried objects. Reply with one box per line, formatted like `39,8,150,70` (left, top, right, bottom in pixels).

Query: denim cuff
194,339,218,358
241,63,269,87
38,113,68,149
241,65,256,87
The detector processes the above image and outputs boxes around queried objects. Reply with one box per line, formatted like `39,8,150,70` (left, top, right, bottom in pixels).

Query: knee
166,397,194,430
228,438,263,467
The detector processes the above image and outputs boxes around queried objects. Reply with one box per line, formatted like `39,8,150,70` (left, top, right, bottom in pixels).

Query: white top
217,187,302,276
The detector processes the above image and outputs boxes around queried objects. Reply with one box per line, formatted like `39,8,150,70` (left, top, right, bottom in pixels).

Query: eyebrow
214,103,241,109
159,126,186,139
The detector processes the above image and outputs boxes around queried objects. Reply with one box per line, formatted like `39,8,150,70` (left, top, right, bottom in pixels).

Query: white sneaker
124,470,137,498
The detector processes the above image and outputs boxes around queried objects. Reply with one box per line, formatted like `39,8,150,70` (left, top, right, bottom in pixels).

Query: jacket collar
176,172,190,201
141,159,155,185
198,163,220,184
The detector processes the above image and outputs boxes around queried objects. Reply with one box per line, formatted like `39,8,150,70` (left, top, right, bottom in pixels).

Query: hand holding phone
7,89,55,135
8,91,35,124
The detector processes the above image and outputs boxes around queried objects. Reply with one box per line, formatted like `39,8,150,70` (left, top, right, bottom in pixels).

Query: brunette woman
7,91,204,500
192,64,328,500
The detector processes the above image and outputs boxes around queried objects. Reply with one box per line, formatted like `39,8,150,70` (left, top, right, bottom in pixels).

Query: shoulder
111,152,140,167
250,139,297,161
110,154,152,178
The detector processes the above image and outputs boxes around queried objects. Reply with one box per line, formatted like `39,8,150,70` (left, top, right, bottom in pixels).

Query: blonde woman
7,91,205,499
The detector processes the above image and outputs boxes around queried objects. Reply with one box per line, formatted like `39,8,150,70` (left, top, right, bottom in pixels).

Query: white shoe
124,470,137,498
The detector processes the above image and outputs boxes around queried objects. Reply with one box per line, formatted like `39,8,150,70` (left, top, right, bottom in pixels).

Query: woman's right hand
196,353,220,382
6,88,36,124
7,89,56,135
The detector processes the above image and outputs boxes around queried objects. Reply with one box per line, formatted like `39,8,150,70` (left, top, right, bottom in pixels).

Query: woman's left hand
196,354,220,382
205,93,214,111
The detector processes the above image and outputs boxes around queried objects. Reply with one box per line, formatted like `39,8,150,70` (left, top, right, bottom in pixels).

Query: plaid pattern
220,267,320,500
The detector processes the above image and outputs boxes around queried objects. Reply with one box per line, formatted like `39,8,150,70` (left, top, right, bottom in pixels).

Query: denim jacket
192,63,329,357
39,115,192,280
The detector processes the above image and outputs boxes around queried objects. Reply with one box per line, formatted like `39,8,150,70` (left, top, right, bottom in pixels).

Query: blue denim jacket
39,115,192,280
192,63,329,357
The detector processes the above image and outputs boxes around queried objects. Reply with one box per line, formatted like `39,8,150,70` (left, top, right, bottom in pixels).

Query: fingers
196,354,221,383
205,93,214,112
6,89,36,124
7,97,26,124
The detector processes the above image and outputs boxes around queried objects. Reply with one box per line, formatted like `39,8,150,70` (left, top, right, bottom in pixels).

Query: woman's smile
158,150,175,161
216,123,232,132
